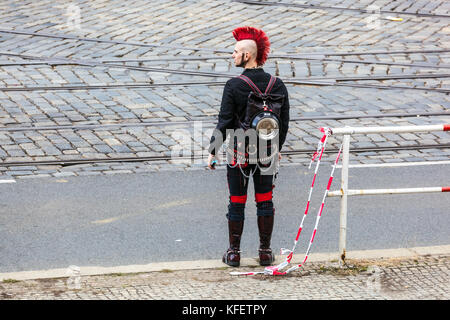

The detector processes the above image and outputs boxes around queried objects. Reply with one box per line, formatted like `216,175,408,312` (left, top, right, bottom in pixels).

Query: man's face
232,42,247,67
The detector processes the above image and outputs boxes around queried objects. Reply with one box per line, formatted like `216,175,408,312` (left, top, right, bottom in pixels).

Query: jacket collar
242,67,265,75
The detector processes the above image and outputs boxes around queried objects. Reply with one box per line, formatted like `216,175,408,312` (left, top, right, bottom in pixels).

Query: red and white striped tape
231,127,341,276
285,127,331,263
284,143,342,274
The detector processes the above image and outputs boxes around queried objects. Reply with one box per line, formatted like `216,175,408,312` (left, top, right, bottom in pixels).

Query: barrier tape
283,142,342,275
231,127,342,276
286,127,331,263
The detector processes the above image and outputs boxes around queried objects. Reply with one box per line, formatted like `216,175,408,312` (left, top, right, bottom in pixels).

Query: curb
1,244,449,281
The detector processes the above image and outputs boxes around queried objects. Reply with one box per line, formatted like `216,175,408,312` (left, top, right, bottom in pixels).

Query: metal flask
251,109,280,140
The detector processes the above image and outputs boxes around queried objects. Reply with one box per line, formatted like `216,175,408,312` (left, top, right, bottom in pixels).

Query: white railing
326,124,450,266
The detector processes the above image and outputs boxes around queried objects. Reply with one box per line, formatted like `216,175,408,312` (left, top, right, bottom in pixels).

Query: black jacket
208,68,290,155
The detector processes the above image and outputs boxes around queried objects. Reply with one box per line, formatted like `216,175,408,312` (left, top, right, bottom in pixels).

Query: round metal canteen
251,111,280,140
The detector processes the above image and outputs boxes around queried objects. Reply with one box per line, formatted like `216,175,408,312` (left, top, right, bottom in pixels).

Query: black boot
223,220,244,267
257,215,275,266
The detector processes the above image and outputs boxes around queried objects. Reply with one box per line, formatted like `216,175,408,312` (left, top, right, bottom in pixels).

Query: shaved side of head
236,39,257,60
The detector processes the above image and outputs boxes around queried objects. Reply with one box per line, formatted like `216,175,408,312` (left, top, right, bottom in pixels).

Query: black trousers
226,163,275,222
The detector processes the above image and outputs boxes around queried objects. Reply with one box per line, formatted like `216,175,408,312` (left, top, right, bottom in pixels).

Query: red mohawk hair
232,26,270,66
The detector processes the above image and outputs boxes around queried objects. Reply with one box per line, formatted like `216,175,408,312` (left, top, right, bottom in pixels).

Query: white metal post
327,123,449,267
339,134,350,266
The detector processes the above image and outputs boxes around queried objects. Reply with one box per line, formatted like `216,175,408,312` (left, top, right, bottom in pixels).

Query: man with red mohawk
208,26,290,267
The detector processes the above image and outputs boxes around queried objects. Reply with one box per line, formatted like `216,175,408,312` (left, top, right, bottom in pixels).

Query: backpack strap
238,74,277,95
265,75,276,94
237,75,262,95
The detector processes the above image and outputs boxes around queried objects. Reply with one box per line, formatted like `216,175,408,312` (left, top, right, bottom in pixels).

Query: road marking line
91,216,122,224
0,179,16,184
155,199,192,209
90,199,193,224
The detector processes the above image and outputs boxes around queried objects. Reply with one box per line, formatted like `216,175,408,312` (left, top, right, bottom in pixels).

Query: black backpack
228,74,285,166
237,74,285,135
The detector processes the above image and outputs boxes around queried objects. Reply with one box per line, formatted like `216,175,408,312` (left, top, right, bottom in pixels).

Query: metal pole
328,186,450,197
339,134,350,267
330,123,449,135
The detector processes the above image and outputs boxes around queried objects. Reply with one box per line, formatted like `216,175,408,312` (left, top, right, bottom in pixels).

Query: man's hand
207,153,217,170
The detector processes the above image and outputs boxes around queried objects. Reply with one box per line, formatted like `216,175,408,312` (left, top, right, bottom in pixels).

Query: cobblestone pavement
1,254,448,300
0,0,449,179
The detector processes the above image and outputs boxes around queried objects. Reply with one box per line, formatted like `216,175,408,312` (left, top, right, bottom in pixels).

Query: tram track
1,51,449,93
1,143,448,167
98,49,450,61
0,73,449,92
0,68,448,94
0,111,448,133
2,50,449,72
234,0,450,19
2,47,442,65
1,80,447,93
0,23,448,171
3,51,449,70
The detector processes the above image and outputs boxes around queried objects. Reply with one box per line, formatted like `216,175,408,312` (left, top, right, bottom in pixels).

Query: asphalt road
0,162,449,273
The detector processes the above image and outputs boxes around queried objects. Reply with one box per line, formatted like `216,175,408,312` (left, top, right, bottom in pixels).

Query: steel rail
1,53,449,94
272,49,450,57
0,81,226,92
24,48,444,64
0,29,231,54
234,0,450,19
2,58,449,84
2,50,449,71
3,56,448,71
0,60,69,67
286,56,450,69
1,77,448,94
1,143,448,167
1,30,449,70
85,49,450,63
0,111,448,133
99,49,450,62
1,56,449,84
0,52,237,78
0,56,449,93
284,80,450,93
1,73,449,92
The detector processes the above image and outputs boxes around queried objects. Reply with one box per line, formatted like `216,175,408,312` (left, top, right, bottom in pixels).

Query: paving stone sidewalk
1,253,448,300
